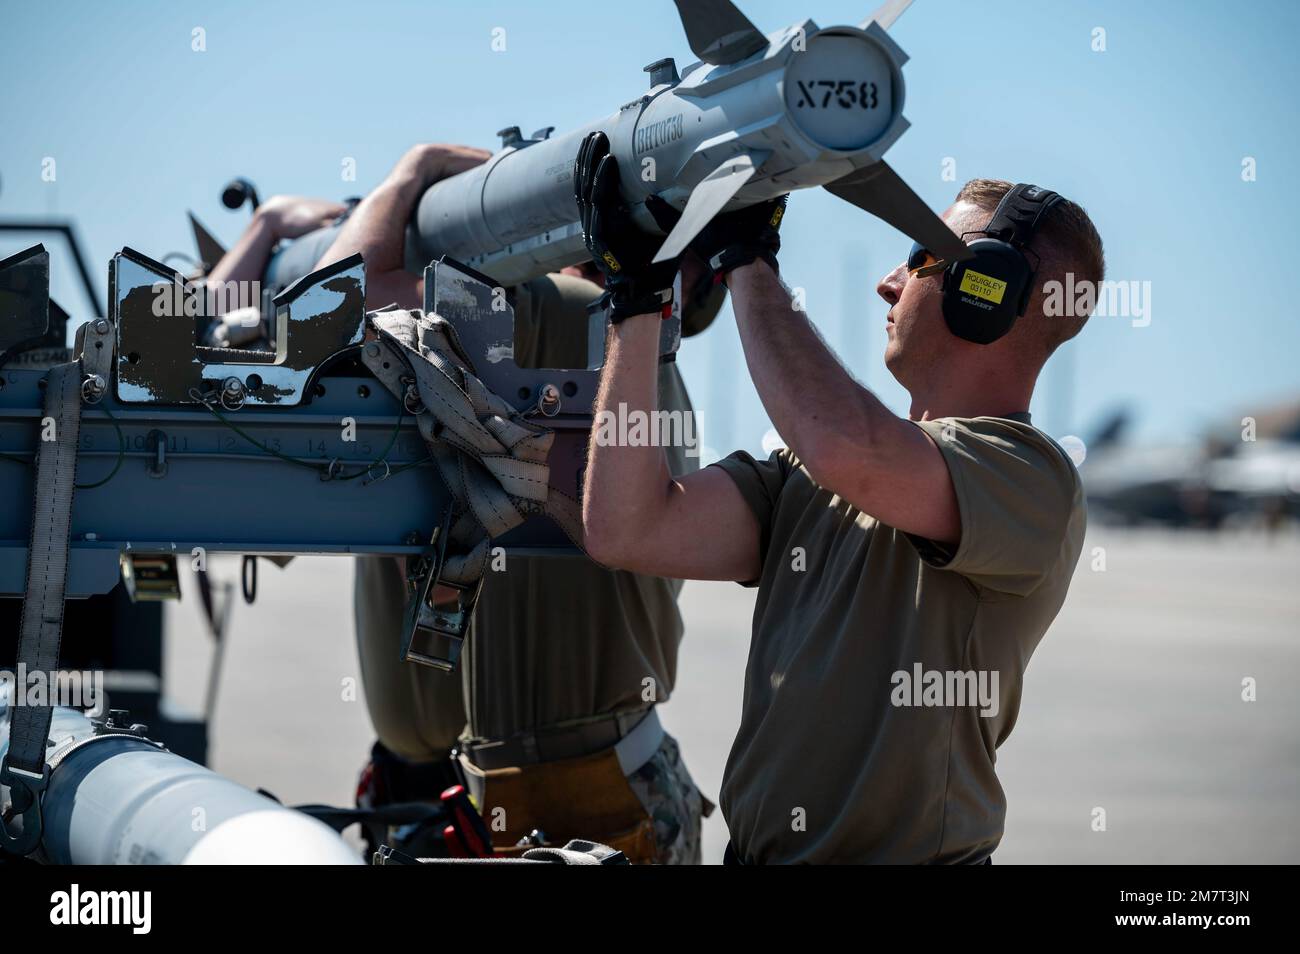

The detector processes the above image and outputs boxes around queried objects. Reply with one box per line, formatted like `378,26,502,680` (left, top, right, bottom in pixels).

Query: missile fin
673,0,768,66
862,0,914,30
824,161,973,262
188,211,228,271
652,152,761,263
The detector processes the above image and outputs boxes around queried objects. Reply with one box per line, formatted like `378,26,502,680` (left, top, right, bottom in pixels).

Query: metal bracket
425,256,614,414
90,709,152,739
145,429,169,478
0,244,53,367
75,315,115,403
0,248,585,602
120,552,181,601
113,247,367,406
0,760,50,856
399,511,484,672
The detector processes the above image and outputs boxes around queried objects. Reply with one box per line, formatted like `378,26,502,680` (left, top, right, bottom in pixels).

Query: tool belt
458,708,665,863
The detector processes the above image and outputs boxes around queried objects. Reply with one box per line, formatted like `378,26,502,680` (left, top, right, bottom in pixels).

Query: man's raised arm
725,258,960,546
315,143,490,309
583,314,761,582
574,132,760,582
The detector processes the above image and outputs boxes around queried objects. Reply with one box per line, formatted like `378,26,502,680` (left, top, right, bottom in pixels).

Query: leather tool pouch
459,747,658,864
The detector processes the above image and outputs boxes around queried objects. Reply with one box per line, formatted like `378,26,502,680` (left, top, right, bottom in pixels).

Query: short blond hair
955,178,1105,356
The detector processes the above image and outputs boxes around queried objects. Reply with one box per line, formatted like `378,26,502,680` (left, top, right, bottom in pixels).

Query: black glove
573,132,679,323
646,192,788,278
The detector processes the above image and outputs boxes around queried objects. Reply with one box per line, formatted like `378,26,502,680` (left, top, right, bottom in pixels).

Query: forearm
316,146,489,308
316,170,423,275
727,260,893,474
205,212,276,293
583,315,674,563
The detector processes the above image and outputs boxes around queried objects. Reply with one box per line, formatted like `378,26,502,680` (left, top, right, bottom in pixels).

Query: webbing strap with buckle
1,361,83,855
360,307,585,671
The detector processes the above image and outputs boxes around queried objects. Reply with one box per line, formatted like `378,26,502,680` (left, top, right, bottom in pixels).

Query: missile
0,692,361,864
407,0,971,287
265,0,970,296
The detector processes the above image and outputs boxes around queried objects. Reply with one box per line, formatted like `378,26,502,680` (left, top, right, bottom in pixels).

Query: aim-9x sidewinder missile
407,0,973,287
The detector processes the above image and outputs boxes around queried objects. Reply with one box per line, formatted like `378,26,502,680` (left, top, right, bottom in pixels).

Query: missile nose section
783,32,897,152
182,810,364,865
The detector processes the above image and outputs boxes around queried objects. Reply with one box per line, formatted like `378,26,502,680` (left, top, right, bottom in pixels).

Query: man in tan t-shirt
575,130,1104,863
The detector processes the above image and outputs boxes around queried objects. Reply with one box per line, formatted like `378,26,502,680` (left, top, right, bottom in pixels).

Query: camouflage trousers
627,733,711,865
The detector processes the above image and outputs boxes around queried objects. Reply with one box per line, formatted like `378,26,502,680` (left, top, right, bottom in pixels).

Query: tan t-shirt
711,413,1085,864
355,273,699,753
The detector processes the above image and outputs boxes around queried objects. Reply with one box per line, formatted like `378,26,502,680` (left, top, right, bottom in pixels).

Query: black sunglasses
906,242,948,278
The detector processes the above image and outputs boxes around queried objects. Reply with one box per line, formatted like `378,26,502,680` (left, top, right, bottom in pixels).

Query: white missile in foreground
0,692,361,865
407,0,973,287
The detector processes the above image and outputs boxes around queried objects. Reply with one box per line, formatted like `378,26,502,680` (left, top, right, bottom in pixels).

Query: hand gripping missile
403,0,972,288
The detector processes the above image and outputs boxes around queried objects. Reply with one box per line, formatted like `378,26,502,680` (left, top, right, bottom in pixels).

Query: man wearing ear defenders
577,127,1105,863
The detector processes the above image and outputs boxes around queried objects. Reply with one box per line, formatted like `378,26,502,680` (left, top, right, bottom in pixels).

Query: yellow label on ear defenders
958,269,1008,304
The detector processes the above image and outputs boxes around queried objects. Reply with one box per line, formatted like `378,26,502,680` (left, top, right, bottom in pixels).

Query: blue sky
3,0,1297,454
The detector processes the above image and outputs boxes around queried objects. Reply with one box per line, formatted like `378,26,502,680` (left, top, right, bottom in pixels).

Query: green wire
194,396,415,482
76,403,126,489
0,403,126,489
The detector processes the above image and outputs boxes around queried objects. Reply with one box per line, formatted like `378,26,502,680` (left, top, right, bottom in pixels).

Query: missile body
265,2,968,296
0,694,361,864
411,21,909,287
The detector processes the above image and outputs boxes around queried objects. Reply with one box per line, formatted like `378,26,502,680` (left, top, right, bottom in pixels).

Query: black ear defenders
936,183,1062,345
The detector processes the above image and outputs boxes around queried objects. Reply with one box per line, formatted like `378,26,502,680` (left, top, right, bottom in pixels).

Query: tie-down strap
1,360,83,855
360,307,584,585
